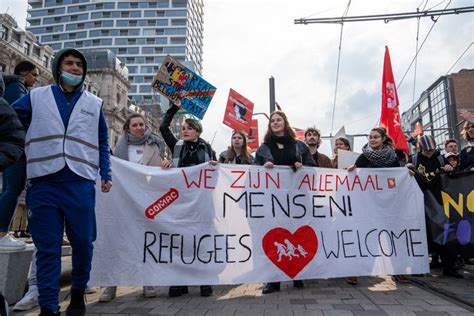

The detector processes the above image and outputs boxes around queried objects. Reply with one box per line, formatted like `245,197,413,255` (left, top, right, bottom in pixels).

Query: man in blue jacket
13,48,112,316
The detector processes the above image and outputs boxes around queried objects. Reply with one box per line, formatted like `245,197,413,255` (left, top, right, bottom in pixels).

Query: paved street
11,261,474,316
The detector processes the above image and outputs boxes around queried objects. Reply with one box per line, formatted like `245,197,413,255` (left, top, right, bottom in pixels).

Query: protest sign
424,172,474,258
223,89,254,134
90,158,429,286
152,56,216,119
294,128,306,141
247,119,259,151
337,149,360,169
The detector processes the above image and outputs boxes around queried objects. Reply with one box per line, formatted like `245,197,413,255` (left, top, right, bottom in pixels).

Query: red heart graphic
262,225,318,279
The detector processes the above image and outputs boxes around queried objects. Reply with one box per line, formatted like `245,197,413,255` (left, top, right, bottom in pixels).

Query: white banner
90,157,429,286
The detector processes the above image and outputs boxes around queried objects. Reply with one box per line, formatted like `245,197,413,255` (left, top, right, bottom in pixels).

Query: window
170,37,186,44
43,55,50,68
171,19,186,26
12,31,21,43
33,47,41,57
0,26,8,40
172,0,187,7
23,42,31,55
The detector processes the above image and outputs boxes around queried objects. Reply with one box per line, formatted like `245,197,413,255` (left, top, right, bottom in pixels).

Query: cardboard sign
247,119,259,151
337,149,360,169
223,89,254,134
152,56,216,119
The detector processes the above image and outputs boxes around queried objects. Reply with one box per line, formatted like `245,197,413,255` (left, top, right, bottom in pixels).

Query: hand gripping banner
90,157,429,286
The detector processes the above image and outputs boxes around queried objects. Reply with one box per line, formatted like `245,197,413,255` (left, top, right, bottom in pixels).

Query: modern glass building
401,69,474,151
26,0,204,111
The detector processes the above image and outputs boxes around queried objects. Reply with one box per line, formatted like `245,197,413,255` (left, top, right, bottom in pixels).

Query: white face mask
60,71,82,86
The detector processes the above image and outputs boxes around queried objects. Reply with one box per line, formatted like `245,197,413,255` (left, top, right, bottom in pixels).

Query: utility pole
269,76,275,114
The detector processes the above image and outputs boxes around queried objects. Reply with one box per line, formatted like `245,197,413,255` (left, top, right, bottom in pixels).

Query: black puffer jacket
0,73,25,171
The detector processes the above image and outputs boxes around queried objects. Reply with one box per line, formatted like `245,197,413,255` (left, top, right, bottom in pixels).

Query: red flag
247,119,259,151
380,46,409,153
410,121,423,138
293,128,306,141
223,89,254,134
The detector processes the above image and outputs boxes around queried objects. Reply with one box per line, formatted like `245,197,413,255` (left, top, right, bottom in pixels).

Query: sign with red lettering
223,89,254,134
145,188,179,219
91,158,429,286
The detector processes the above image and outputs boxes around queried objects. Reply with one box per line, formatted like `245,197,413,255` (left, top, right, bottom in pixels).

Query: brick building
401,69,474,150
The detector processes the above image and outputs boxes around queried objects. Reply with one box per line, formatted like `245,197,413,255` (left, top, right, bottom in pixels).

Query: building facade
401,69,474,151
26,0,204,113
0,13,54,85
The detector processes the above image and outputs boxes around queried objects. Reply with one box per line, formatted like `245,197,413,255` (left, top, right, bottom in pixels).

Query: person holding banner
254,111,315,294
406,135,463,278
347,127,401,284
218,131,253,164
350,128,400,169
99,113,168,302
159,103,216,297
331,137,351,168
459,121,474,171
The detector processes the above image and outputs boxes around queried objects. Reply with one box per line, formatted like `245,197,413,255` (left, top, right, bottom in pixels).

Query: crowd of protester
0,55,473,315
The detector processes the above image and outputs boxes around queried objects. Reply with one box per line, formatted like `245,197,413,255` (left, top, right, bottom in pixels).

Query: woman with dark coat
159,103,216,297
0,73,25,172
219,131,253,165
254,111,315,294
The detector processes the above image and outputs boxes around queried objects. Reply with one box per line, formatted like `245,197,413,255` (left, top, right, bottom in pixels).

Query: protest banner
424,172,474,258
223,89,254,134
90,157,429,286
247,119,259,151
152,55,216,119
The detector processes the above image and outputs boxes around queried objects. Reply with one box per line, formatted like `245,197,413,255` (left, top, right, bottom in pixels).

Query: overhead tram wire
412,0,429,105
445,42,473,74
294,6,473,24
397,0,452,90
330,0,351,137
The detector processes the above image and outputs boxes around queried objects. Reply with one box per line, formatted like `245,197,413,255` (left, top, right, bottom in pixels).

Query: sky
2,0,473,156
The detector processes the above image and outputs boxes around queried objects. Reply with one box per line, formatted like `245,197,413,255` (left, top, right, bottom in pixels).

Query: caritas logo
145,188,179,220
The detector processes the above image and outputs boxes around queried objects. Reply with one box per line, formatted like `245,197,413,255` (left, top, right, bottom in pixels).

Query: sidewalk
11,264,474,316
